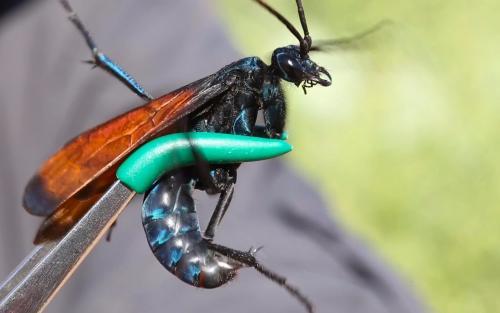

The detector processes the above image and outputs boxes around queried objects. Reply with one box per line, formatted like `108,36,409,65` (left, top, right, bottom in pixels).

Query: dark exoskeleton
59,0,385,311
140,49,331,291
186,48,331,237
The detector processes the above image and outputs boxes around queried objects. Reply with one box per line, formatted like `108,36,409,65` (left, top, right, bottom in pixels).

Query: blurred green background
218,1,500,313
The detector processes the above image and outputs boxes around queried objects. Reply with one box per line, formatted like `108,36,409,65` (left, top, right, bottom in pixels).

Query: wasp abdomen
142,173,244,288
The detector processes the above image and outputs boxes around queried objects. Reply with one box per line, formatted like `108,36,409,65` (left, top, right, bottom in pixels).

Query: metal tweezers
0,133,291,313
0,181,136,313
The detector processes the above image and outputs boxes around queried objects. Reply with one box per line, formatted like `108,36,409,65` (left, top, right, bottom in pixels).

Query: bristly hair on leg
207,242,314,313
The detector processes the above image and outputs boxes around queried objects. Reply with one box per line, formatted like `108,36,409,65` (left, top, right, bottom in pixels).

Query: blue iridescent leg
60,0,152,100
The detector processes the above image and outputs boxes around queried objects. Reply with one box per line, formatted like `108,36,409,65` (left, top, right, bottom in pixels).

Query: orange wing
23,75,228,243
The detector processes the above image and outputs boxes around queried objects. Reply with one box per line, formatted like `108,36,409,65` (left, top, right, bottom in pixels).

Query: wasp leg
183,131,236,240
60,0,152,100
178,123,239,241
206,241,314,313
201,165,237,240
204,182,234,240
261,75,286,138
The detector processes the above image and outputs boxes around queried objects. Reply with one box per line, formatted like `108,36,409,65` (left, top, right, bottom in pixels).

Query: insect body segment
272,46,331,90
143,172,314,312
190,56,287,139
142,173,244,288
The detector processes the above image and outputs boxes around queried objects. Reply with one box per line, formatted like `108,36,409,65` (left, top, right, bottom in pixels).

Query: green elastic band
116,132,292,193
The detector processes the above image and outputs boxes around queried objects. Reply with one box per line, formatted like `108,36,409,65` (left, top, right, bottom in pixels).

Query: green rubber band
116,132,292,193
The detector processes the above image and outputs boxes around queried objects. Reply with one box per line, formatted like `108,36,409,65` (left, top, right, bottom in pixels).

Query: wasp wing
23,74,229,242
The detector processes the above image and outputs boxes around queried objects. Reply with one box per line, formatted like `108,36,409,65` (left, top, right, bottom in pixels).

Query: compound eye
276,53,302,83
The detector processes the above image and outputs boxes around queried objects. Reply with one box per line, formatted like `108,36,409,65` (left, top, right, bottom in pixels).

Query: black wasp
24,0,386,312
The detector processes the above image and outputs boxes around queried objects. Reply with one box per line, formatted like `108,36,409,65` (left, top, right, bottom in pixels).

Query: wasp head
255,0,331,93
272,45,331,93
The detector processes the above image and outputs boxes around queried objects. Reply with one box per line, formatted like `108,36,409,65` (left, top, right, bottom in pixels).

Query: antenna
295,0,311,52
310,20,392,52
254,0,311,55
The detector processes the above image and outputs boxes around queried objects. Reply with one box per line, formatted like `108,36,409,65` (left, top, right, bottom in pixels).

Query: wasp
23,0,338,244
22,0,384,311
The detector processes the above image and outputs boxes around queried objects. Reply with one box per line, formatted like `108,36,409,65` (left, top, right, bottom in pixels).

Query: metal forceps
0,181,135,313
0,133,291,313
